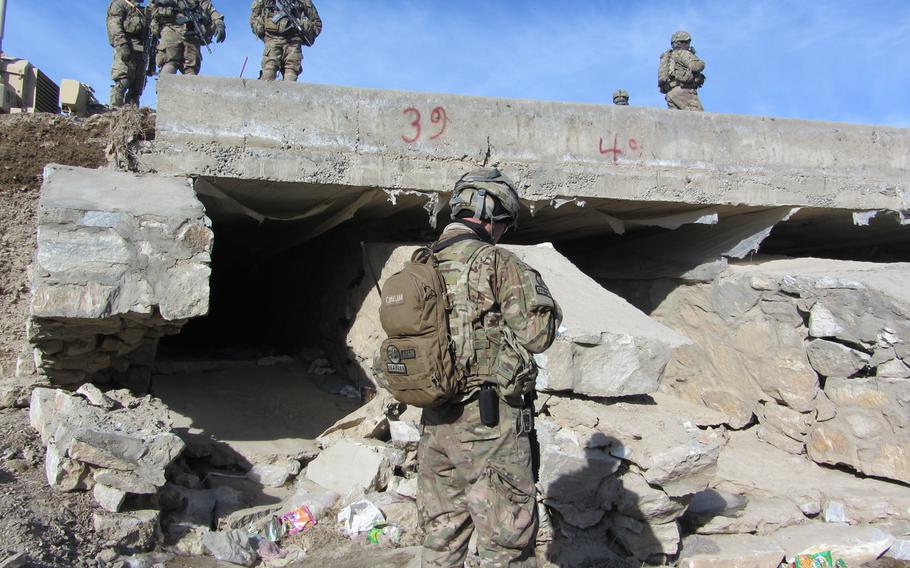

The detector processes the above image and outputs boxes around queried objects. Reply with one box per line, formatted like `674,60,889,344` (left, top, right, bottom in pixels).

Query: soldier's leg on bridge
283,41,303,82
109,54,131,107
157,28,181,76
183,41,201,76
126,52,146,106
109,79,130,107
260,37,283,81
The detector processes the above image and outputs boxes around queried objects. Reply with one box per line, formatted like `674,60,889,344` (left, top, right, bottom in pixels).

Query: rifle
272,0,314,45
139,10,158,92
174,0,213,54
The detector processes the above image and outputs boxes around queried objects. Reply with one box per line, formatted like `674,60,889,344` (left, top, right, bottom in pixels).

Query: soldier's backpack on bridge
658,49,674,94
375,247,460,408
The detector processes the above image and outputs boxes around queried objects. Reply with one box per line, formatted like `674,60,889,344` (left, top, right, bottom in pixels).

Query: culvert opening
149,179,910,489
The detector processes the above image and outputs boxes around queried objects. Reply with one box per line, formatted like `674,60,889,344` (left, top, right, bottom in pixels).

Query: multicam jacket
149,0,223,41
107,0,148,50
249,0,322,43
434,222,562,404
666,47,706,89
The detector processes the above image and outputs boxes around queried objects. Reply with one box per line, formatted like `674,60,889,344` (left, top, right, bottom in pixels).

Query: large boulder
347,243,689,398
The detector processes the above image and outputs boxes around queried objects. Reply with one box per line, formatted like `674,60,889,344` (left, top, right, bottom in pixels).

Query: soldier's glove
116,44,133,62
213,21,226,43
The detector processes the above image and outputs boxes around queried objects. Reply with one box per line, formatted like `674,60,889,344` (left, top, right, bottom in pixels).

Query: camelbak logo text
385,293,405,306
387,363,408,374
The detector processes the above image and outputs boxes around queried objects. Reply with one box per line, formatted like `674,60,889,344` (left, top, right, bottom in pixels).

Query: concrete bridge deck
143,75,909,214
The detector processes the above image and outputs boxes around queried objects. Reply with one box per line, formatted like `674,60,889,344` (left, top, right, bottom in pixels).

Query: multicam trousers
665,86,704,111
110,49,146,106
260,34,304,81
418,397,538,568
156,25,202,75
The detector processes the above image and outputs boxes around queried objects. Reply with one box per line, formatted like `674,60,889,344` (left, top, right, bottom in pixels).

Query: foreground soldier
416,169,562,567
107,0,150,106
250,0,322,81
613,88,630,106
149,0,225,76
658,30,706,111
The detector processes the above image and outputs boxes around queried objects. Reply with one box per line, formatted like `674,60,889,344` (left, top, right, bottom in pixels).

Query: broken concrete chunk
76,383,117,409
202,529,256,567
877,357,910,378
45,442,91,492
389,420,421,447
305,439,391,498
247,461,300,488
679,534,785,568
607,513,680,559
769,523,894,566
545,396,728,497
93,510,160,553
94,483,127,513
806,339,870,377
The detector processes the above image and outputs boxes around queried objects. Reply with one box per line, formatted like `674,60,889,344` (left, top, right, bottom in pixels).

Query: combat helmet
613,89,630,104
671,30,692,44
449,168,522,230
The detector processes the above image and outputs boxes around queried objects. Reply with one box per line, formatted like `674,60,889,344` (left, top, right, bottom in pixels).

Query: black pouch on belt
479,383,499,427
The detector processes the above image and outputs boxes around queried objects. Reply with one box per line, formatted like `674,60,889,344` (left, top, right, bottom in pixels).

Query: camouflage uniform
149,0,224,76
249,0,322,81
107,0,149,106
418,221,562,568
660,45,706,111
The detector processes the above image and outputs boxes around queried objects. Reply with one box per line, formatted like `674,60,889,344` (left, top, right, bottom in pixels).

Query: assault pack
376,247,462,408
375,240,539,408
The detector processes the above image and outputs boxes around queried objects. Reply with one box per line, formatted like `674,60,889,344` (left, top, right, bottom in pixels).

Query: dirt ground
0,110,153,568
0,112,106,376
0,408,106,567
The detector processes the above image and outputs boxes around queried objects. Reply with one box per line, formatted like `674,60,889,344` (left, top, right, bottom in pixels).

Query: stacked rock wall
27,165,213,387
653,258,910,484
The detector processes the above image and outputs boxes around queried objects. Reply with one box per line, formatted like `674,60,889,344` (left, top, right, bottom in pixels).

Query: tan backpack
376,247,460,408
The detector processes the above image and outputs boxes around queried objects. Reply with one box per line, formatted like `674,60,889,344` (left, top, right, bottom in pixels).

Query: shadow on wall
543,432,664,568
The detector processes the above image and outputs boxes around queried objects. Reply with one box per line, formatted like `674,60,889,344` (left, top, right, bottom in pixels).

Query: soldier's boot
159,63,179,75
261,65,278,81
109,80,129,108
282,68,298,82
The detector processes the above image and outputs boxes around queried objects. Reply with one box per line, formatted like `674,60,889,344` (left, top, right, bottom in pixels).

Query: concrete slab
146,76,910,214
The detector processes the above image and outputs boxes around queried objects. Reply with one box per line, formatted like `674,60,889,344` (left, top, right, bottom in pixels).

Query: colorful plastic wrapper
795,551,835,568
280,506,318,536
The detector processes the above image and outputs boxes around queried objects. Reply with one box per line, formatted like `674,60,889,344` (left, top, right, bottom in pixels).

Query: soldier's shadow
541,432,665,568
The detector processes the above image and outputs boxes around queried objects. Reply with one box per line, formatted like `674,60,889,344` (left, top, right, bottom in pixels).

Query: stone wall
653,258,910,484
27,165,213,387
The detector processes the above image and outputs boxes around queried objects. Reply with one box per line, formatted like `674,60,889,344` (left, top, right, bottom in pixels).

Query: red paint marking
429,106,449,140
402,107,421,143
628,138,640,151
598,134,623,163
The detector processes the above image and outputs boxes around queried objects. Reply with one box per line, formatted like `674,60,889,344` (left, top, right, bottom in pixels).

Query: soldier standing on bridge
106,0,150,107
149,0,225,76
658,30,706,111
250,0,322,82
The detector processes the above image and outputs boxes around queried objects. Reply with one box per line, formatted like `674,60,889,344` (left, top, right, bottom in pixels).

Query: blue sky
4,0,910,126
